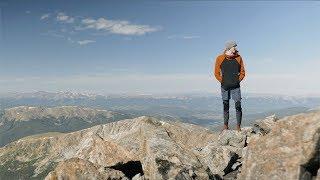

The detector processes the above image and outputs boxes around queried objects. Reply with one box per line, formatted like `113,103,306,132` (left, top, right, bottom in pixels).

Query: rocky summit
0,111,319,180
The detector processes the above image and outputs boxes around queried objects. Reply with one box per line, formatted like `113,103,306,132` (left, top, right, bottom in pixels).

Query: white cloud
80,17,161,35
56,12,74,23
168,35,200,39
40,11,160,44
183,35,200,39
25,11,31,14
82,18,95,24
67,37,74,43
40,11,160,38
40,30,64,38
40,13,50,20
77,40,95,45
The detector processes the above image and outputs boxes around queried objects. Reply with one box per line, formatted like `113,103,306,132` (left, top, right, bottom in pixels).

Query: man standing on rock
214,40,246,132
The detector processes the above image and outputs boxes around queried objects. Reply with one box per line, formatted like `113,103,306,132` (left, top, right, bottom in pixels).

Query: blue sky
0,0,319,96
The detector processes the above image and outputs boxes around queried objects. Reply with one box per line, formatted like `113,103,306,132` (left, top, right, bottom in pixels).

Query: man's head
224,40,238,56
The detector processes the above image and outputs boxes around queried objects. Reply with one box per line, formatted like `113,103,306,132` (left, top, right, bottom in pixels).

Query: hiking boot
220,124,229,134
236,124,241,132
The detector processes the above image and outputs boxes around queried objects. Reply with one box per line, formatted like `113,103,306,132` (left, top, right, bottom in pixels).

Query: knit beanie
225,40,237,51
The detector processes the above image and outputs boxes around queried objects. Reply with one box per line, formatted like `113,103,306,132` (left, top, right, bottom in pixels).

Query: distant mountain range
6,91,101,100
0,106,132,147
0,91,319,129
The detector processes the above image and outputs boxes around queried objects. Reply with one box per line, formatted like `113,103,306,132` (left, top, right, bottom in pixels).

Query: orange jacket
214,53,245,83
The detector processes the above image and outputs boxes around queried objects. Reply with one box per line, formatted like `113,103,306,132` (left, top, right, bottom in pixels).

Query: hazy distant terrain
0,91,319,131
0,106,132,147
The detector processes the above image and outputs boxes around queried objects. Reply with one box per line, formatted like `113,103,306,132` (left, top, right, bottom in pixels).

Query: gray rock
252,114,278,135
132,173,144,180
217,130,247,148
238,112,320,180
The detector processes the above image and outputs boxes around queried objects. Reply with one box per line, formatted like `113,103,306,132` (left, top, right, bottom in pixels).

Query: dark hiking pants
221,86,242,126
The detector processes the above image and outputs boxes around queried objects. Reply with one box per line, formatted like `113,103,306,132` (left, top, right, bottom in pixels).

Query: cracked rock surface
0,111,319,179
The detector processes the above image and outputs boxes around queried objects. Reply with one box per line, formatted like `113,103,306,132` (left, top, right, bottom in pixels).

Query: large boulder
252,114,279,135
237,111,320,180
194,129,248,178
45,158,129,180
0,116,224,179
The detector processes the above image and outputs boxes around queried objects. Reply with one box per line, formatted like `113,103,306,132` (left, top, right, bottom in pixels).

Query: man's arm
239,56,246,81
214,56,222,83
